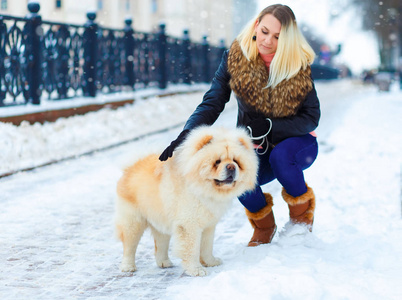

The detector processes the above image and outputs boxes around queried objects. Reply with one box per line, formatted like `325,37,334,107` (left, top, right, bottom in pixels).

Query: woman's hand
159,130,190,161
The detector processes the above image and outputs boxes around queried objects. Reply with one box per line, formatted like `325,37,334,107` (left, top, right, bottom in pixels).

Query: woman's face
254,14,281,55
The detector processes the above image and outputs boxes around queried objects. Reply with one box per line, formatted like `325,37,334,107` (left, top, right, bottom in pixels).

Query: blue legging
239,134,318,213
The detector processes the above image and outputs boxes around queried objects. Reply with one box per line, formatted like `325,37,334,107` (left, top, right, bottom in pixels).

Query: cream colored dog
115,126,258,276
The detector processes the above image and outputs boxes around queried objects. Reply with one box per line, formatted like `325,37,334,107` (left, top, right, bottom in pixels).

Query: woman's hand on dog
159,129,190,161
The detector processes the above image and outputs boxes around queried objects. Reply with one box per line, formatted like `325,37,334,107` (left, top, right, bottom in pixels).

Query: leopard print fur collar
227,40,313,118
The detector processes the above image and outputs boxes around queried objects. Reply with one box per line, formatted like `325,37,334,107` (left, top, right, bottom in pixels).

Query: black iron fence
0,3,226,107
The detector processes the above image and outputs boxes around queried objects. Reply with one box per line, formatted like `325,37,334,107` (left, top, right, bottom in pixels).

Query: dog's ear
238,137,252,150
195,135,213,151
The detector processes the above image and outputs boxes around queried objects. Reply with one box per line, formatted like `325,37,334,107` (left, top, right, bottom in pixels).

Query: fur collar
227,40,313,118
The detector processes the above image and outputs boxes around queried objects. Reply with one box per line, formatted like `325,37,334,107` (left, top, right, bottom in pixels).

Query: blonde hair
236,4,315,88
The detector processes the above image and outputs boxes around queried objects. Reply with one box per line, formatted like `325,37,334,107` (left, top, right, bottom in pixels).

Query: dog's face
175,127,258,199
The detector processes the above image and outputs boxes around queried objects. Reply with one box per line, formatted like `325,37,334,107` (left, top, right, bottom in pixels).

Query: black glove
159,129,190,161
245,117,272,153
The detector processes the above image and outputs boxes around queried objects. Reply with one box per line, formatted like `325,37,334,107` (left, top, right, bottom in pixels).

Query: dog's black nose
226,164,235,171
225,164,236,177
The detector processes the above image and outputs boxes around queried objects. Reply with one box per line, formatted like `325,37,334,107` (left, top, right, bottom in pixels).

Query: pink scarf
259,52,276,70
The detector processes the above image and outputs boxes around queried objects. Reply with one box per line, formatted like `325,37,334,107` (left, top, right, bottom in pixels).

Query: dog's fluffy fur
115,126,258,276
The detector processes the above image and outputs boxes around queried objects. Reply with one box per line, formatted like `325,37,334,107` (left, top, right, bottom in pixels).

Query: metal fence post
212,38,226,78
202,35,210,83
25,2,43,105
182,29,191,84
83,11,98,97
158,23,167,89
124,18,135,89
219,39,226,58
0,17,6,104
57,25,70,98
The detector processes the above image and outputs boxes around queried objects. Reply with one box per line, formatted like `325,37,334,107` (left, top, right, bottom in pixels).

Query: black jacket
183,50,320,144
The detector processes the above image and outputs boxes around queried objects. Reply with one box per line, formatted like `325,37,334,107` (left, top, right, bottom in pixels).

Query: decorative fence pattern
0,3,226,107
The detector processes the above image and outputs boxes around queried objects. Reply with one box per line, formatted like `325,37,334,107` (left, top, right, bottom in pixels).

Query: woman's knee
269,135,318,170
296,144,318,170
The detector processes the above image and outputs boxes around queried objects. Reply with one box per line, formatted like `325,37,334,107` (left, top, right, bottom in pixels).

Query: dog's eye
215,159,221,166
233,159,243,170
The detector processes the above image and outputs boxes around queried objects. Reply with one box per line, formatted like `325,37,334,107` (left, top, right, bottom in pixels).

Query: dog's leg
200,225,222,267
174,225,207,276
150,226,173,268
116,219,146,272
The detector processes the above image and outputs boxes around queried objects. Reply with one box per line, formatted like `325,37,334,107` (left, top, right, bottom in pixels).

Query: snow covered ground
0,80,401,299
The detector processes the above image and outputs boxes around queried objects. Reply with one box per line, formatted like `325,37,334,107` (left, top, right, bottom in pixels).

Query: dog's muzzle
214,164,237,186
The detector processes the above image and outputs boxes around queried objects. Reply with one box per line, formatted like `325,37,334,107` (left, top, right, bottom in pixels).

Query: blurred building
153,0,258,46
1,0,257,46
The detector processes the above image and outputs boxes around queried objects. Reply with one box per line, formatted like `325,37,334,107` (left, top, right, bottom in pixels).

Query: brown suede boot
282,185,315,232
245,193,277,247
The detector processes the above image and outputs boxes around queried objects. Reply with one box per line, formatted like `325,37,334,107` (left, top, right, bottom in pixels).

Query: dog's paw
201,256,222,267
183,264,208,277
120,262,137,272
156,259,173,268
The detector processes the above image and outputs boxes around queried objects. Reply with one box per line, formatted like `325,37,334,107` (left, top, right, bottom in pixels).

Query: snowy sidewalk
0,80,401,299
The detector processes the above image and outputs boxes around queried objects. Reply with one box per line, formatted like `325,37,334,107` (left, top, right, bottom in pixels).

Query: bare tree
351,0,401,71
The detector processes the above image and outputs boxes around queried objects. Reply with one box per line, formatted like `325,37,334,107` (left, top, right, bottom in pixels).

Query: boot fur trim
245,193,274,221
282,186,314,206
282,186,315,221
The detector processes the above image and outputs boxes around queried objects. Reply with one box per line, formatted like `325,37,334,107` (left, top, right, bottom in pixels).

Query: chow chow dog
115,126,258,276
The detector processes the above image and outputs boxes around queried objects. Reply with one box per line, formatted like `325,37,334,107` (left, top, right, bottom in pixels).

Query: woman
159,4,320,246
